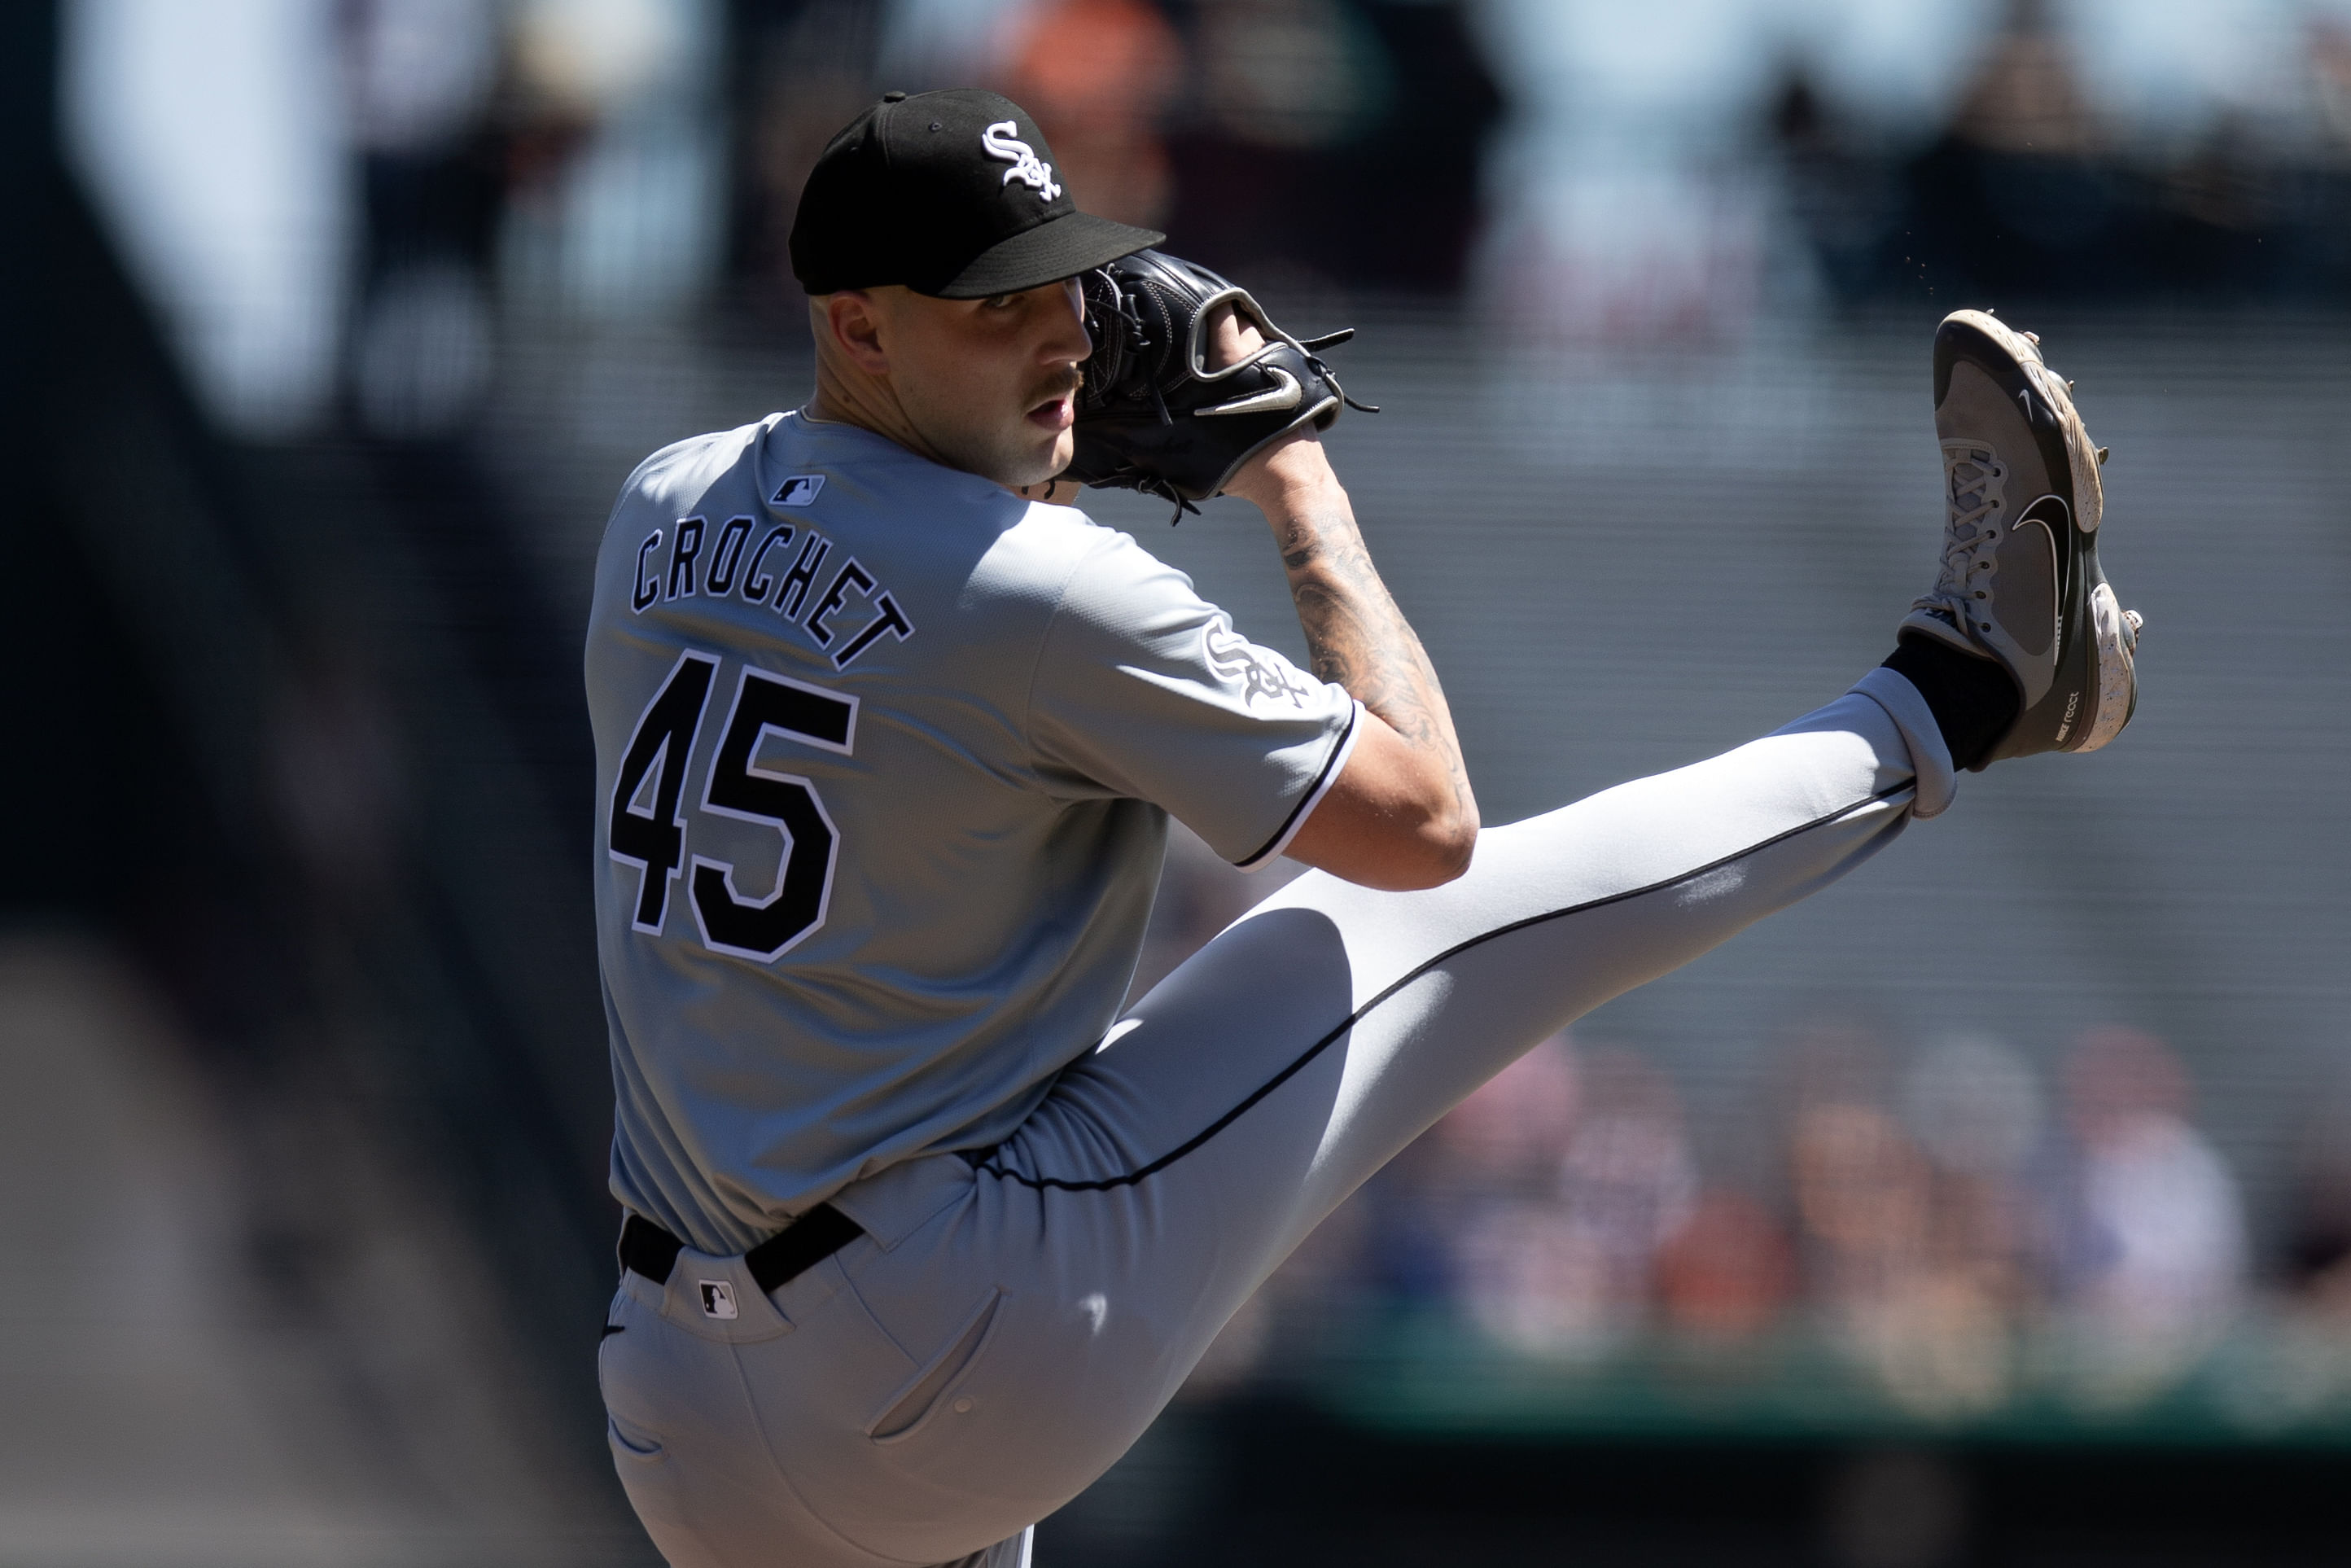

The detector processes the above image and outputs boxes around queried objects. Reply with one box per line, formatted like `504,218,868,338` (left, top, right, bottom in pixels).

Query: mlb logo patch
698,1279,738,1320
773,475,825,507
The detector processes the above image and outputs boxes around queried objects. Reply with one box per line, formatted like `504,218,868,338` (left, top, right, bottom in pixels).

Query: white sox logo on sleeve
981,121,1061,202
1205,624,1314,707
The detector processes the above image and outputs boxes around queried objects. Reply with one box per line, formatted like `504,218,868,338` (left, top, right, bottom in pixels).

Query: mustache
1027,368,1083,408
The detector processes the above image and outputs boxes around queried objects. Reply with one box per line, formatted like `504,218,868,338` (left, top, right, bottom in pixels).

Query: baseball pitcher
587,90,2139,1568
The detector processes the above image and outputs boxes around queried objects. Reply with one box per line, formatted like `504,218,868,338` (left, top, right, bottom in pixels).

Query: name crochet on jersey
630,514,916,670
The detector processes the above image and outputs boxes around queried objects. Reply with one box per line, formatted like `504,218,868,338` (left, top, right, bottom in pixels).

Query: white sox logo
981,120,1061,202
1206,624,1313,707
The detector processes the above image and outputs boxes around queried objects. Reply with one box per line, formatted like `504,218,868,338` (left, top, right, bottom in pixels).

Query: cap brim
930,211,1165,298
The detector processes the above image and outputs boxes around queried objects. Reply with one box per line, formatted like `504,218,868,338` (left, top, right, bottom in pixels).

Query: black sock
1883,635,2020,772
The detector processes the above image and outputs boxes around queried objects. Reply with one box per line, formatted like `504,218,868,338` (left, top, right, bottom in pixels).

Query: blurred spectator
1780,1021,1918,1302
2050,1025,2246,1406
2268,1077,2351,1422
1553,1050,1700,1307
731,0,887,306
2062,0,2300,150
1451,1043,1698,1357
1654,1187,1793,1343
1769,68,1905,305
1782,1024,2027,1416
2310,14,2351,148
502,0,725,321
997,0,1184,230
724,0,1495,298
1175,993,2288,1430
2287,1080,2351,1321
1777,0,2351,303
1951,0,2101,159
1438,1037,1585,1351
1863,1034,2051,1416
1899,0,2141,302
1473,0,1780,341
1902,1032,2047,1315
1430,1028,1582,1194
1356,1030,1581,1312
1791,1098,1930,1306
1192,0,1382,151
341,0,506,438
1162,0,1497,293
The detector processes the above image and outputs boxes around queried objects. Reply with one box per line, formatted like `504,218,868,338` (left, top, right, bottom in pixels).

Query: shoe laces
1913,441,2007,621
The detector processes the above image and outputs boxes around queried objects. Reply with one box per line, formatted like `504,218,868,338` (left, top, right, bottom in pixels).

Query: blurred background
4,0,2350,1563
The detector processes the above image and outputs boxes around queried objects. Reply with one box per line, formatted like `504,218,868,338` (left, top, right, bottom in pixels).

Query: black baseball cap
790,88,1163,299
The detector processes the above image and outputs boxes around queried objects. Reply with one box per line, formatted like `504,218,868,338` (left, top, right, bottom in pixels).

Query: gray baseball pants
597,670,1952,1567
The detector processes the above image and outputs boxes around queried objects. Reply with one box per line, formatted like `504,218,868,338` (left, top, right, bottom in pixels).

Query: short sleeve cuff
1233,701,1364,871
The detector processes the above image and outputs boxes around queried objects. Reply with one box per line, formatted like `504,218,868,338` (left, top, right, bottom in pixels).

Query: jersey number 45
608,648,856,962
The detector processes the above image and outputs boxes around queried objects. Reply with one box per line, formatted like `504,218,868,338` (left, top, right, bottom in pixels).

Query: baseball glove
1062,249,1375,522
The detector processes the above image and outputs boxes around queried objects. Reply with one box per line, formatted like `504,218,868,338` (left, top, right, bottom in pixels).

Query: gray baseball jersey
586,412,1359,1255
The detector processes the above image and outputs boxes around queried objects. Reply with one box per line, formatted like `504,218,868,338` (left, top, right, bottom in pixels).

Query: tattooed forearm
1205,313,1474,870
1273,485,1475,818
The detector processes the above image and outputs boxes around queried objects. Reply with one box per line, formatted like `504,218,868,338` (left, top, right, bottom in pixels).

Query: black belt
620,1205,863,1295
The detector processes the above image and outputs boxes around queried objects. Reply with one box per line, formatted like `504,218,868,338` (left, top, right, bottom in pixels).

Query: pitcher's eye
982,293,1018,310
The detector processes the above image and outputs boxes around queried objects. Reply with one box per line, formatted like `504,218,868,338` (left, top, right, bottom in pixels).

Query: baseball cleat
1899,309,2141,764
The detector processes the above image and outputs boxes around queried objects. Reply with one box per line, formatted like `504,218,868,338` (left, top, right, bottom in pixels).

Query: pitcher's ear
822,290,891,374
